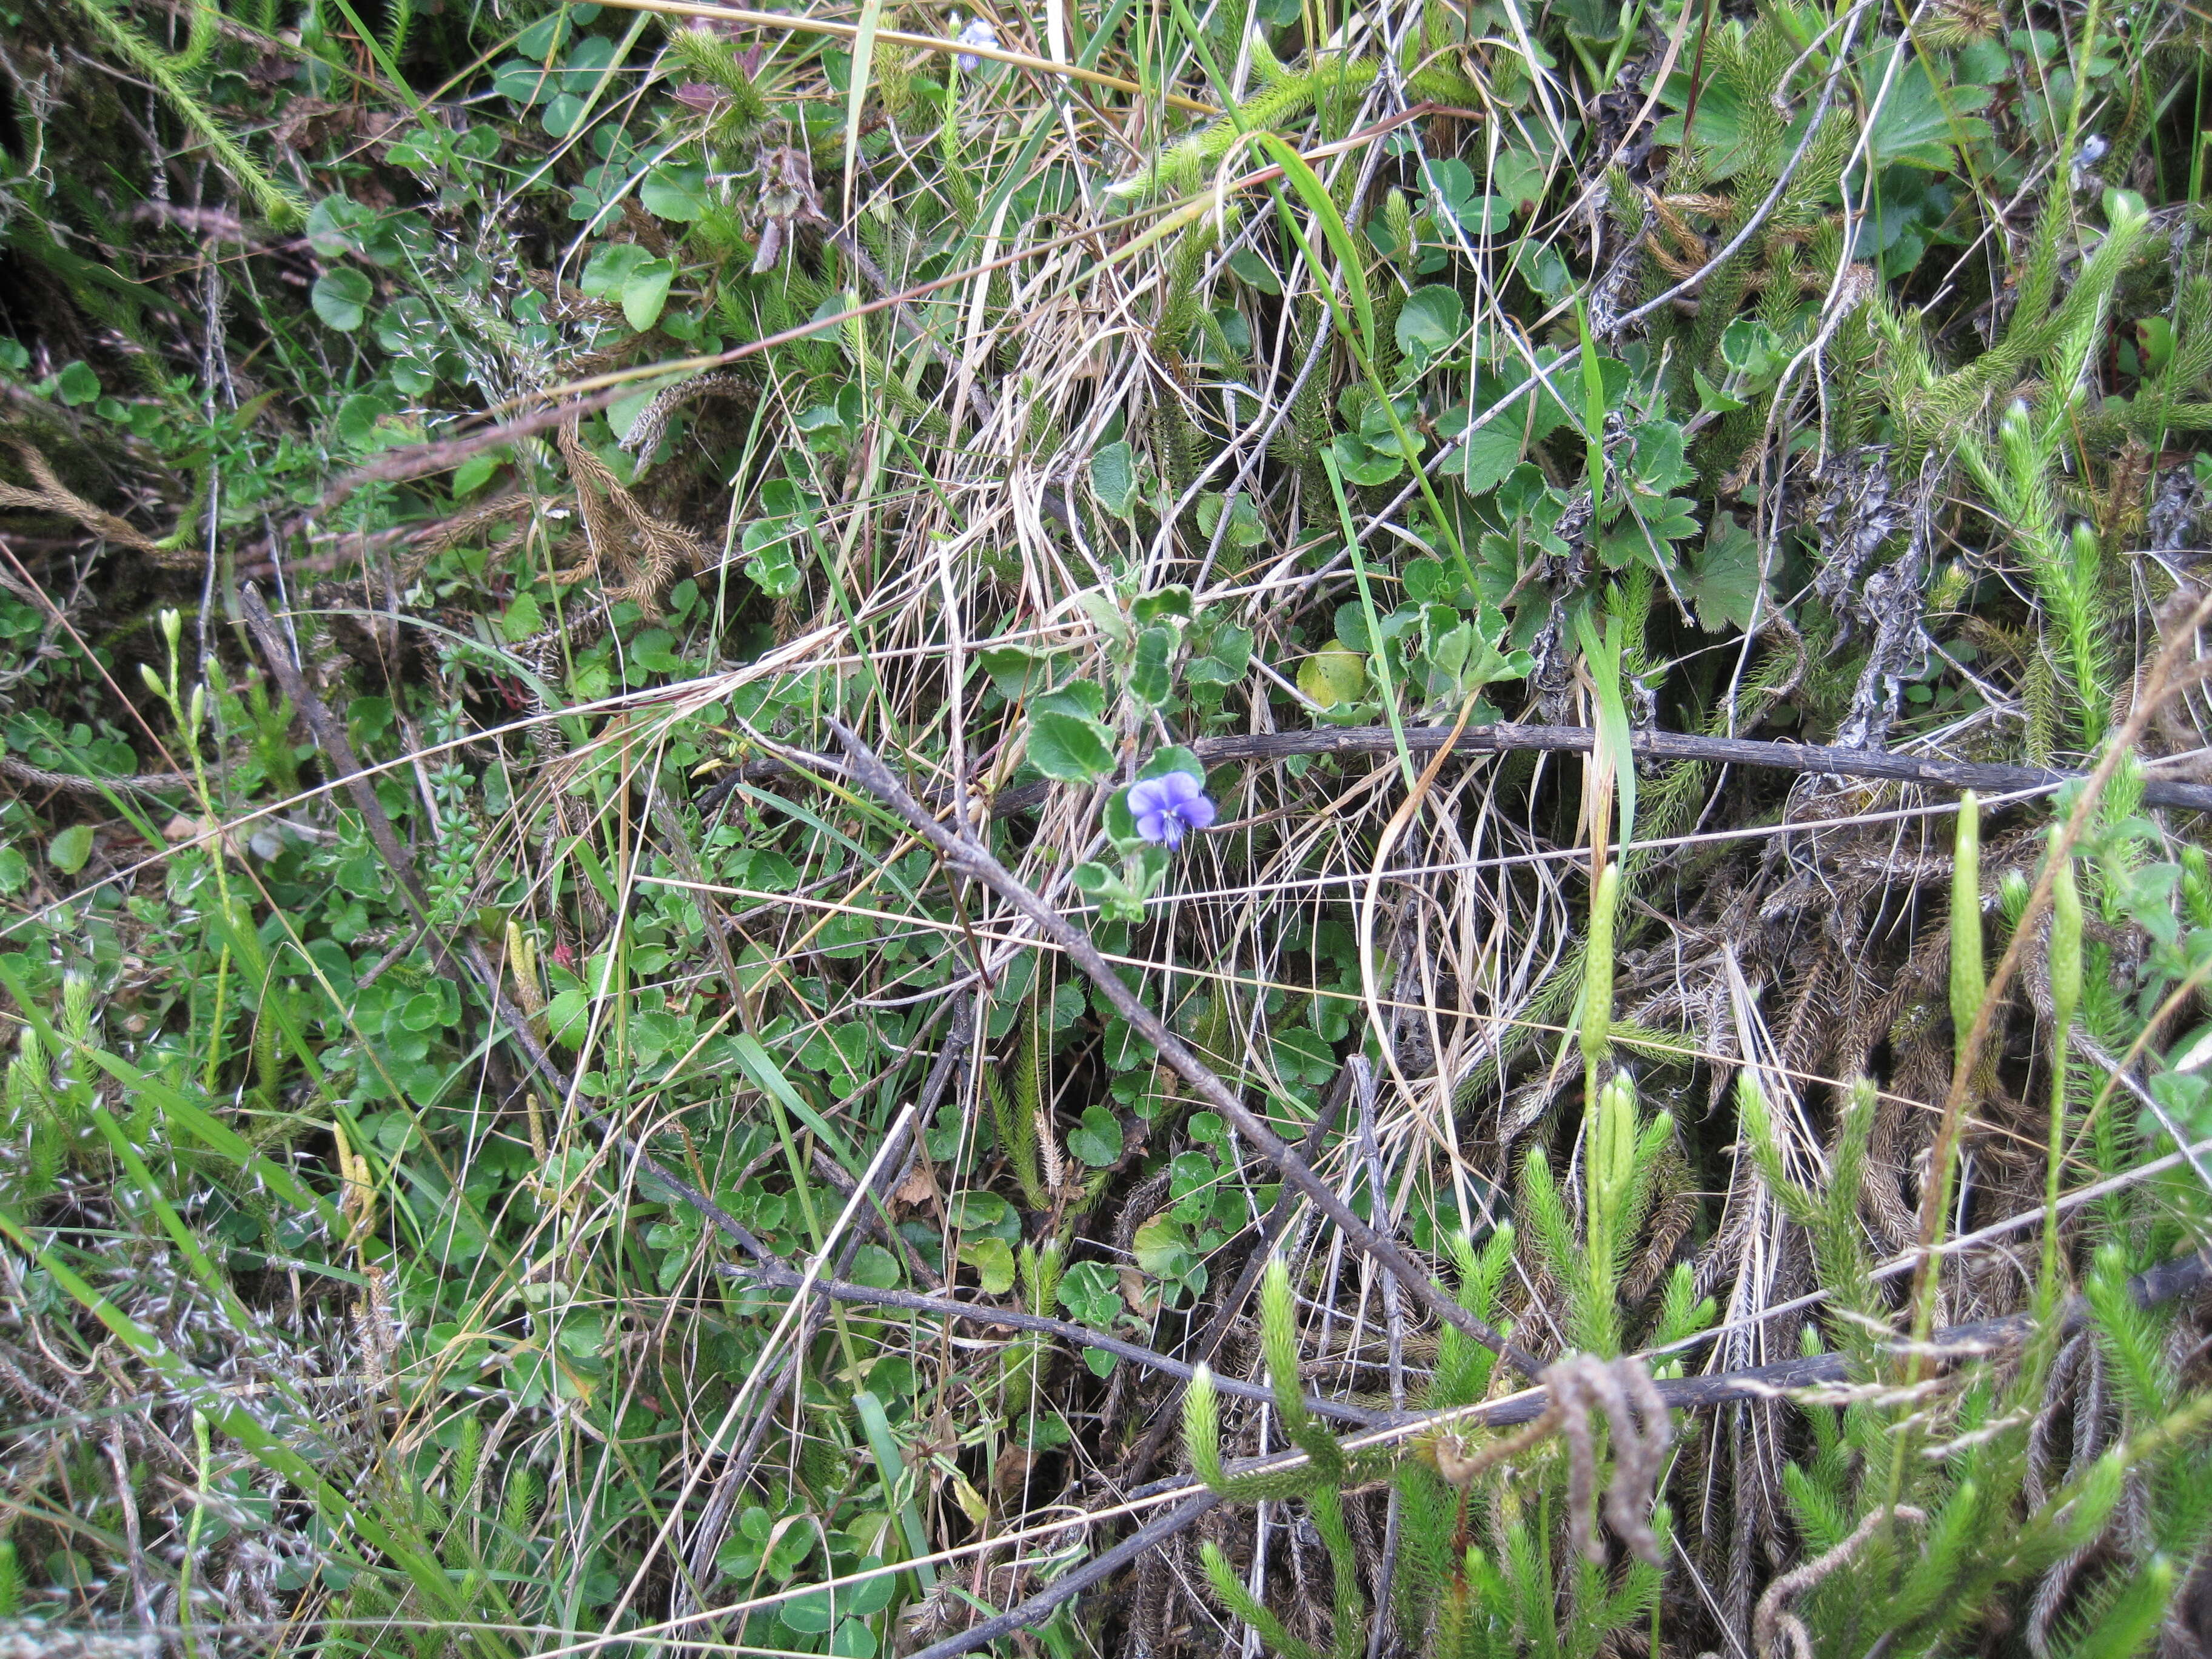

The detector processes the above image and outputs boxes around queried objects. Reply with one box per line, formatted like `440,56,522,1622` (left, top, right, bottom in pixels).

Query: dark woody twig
905,1493,1223,1659
701,721,2212,820
720,1262,1393,1427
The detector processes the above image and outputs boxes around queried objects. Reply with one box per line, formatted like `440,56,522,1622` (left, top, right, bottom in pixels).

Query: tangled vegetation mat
4,0,2212,1651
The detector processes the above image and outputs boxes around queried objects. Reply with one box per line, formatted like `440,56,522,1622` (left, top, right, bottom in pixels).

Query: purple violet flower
954,16,997,72
1128,771,1215,848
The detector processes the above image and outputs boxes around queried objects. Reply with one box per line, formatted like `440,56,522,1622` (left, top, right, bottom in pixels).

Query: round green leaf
311,268,373,332
1067,1105,1123,1167
848,1245,901,1289
957,1236,1016,1295
55,362,101,406
335,392,394,450
304,193,378,258
640,163,711,222
1056,1259,1123,1326
47,823,93,874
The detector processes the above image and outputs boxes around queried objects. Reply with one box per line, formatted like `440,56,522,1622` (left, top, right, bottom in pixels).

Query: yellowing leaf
1298,647,1367,710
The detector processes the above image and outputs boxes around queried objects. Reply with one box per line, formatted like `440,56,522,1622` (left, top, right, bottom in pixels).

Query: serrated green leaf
1035,679,1106,720
1685,515,1766,632
1130,623,1176,706
1396,284,1466,368
1461,418,1527,494
1866,42,1993,170
976,644,1054,700
501,589,544,642
1130,585,1192,624
1028,708,1116,782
